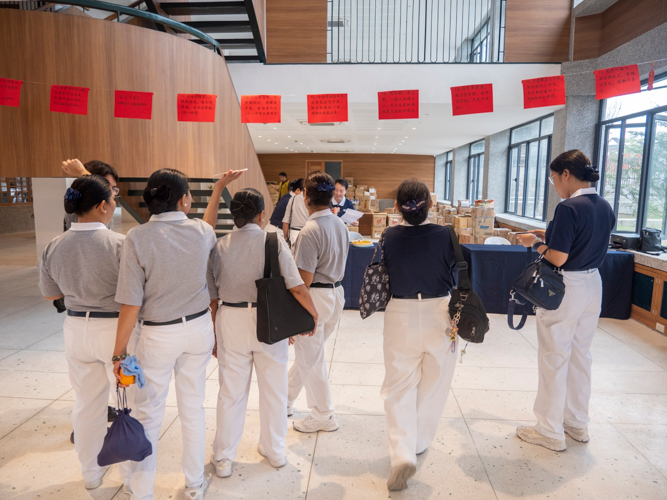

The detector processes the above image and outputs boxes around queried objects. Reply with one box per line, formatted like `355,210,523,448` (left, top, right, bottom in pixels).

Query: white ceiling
228,63,564,156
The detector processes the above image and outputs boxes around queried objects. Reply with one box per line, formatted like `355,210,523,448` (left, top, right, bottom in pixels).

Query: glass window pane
617,127,646,232
525,141,539,218
540,116,554,136
517,144,527,215
644,114,667,240
470,140,485,154
535,138,549,220
511,120,540,144
508,147,518,213
604,85,667,120
478,154,485,200
602,126,621,210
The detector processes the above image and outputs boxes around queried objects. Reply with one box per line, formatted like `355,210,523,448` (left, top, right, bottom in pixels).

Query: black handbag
446,226,490,343
255,232,316,344
359,229,390,319
640,227,666,254
508,247,565,330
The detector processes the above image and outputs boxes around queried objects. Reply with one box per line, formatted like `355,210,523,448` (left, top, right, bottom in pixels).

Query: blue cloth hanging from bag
120,355,146,388
97,387,152,467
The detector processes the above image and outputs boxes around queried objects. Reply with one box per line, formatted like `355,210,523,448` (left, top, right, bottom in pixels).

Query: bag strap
263,232,282,279
507,297,528,330
371,228,387,263
445,225,472,291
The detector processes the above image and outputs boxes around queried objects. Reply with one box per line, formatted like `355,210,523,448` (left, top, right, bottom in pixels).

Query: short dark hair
396,178,430,226
290,178,304,192
85,160,119,183
550,150,600,183
304,171,335,208
335,179,348,190
230,188,265,228
64,174,113,216
143,169,190,215
279,172,287,178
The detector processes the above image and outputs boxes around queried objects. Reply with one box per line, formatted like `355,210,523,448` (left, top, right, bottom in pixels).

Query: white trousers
381,296,457,468
63,315,118,483
128,313,214,500
212,305,289,463
289,286,344,421
534,270,602,440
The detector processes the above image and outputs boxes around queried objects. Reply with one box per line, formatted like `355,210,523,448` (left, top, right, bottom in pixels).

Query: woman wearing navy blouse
516,150,615,452
380,179,459,492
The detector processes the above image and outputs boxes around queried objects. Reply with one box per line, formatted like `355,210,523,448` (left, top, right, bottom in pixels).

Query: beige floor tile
330,334,384,364
329,362,386,386
0,349,68,373
455,324,539,369
0,302,64,349
590,393,667,425
0,396,54,439
306,414,495,500
0,349,18,361
613,423,667,477
0,370,71,399
591,370,667,394
26,330,65,351
0,296,44,320
452,366,539,391
466,419,667,499
454,389,538,421
598,317,667,370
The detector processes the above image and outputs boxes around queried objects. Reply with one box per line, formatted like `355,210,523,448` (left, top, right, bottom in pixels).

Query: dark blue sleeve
546,204,577,254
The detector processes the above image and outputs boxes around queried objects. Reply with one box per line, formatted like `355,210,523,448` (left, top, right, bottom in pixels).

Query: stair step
192,37,255,46
183,20,252,34
187,213,232,220
160,1,246,16
189,202,228,209
225,55,261,62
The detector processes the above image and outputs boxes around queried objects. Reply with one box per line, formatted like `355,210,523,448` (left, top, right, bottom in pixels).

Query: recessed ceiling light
285,147,288,149
404,136,408,138
259,135,262,137
377,128,381,130
267,139,270,142
412,128,416,130
375,136,378,138
288,136,291,138
273,127,277,130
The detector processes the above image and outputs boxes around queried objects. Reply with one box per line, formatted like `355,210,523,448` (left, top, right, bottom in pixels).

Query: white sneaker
184,478,209,500
257,443,287,468
84,466,109,490
287,401,294,417
387,463,417,491
121,484,132,498
564,424,589,443
516,426,566,452
293,414,339,433
210,453,233,478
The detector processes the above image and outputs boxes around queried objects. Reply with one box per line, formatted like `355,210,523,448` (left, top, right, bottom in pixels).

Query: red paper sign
307,93,348,123
241,95,281,123
451,84,493,116
378,90,419,119
114,90,153,120
177,93,217,122
50,85,89,115
522,76,566,109
594,64,641,100
0,78,23,108
648,61,655,91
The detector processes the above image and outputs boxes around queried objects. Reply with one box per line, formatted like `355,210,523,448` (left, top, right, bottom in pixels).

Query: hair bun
584,165,600,182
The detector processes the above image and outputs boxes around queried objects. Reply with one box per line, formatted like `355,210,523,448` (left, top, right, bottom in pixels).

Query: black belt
291,228,302,232
392,293,449,300
310,281,342,289
143,308,209,327
222,302,257,308
67,310,120,318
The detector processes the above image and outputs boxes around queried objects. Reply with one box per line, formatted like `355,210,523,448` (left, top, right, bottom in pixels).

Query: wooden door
306,161,325,175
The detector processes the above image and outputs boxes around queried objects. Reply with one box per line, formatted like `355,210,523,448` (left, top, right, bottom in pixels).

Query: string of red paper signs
0,63,657,123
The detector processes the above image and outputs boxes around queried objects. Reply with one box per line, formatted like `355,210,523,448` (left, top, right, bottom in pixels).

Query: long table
341,244,634,319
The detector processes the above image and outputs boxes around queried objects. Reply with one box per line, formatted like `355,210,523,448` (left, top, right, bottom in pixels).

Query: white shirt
282,193,309,230
570,187,598,199
69,222,110,231
331,196,346,207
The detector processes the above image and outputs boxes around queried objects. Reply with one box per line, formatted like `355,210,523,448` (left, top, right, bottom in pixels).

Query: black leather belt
67,310,120,318
292,228,302,232
311,281,343,289
392,293,449,300
222,302,257,308
143,308,209,326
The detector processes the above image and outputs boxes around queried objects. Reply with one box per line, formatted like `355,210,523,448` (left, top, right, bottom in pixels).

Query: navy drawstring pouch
97,387,152,466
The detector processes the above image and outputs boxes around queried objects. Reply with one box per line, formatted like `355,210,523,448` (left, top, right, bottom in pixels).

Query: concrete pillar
485,129,511,213
32,178,73,267
452,145,470,203
434,152,447,201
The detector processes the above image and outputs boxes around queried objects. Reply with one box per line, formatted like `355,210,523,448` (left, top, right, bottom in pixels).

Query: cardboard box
346,187,356,199
387,214,402,227
371,213,387,227
369,186,376,193
459,228,472,236
436,216,445,226
372,229,384,239
494,228,511,238
430,193,438,205
355,187,366,198
453,215,471,228
471,206,496,218
427,216,437,224
473,199,495,207
474,236,489,244
385,207,395,215
508,232,522,245
458,199,471,208
459,234,473,244
471,217,495,237
348,225,359,233
358,213,373,236
345,177,354,186
457,207,472,215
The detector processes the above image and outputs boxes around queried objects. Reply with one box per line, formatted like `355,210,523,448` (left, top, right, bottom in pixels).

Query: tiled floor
1,229,666,499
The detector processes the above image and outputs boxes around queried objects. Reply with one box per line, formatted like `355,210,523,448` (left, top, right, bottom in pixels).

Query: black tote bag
255,232,316,345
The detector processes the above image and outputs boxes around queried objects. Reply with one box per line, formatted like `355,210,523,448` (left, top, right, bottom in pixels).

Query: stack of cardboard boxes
371,212,386,239
266,182,280,206
470,201,495,244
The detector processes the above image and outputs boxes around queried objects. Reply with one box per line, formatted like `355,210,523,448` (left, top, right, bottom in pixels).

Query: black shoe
70,431,75,444
107,406,117,422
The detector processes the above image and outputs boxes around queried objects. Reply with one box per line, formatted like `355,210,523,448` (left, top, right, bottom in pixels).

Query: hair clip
401,199,426,212
64,187,82,201
316,182,335,192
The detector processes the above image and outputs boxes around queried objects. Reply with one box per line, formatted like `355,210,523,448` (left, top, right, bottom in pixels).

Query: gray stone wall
484,129,511,213
0,205,35,234
434,152,447,200
452,145,470,203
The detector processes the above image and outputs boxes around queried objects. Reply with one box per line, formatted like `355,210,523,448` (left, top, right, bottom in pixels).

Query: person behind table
277,172,289,200
380,178,459,491
112,168,238,500
516,150,614,452
39,175,124,492
204,185,318,478
269,178,303,232
288,171,350,432
282,177,309,247
330,179,354,217
62,159,120,231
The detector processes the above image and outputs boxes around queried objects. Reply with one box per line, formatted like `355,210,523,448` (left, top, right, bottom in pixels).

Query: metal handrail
41,0,223,55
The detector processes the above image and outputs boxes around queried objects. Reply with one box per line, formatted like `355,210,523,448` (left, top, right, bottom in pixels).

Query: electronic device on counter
610,232,641,250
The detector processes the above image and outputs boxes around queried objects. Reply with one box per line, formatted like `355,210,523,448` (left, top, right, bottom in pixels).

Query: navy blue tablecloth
342,243,634,319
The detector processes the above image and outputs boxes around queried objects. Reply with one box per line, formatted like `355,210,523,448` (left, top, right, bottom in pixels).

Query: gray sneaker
516,426,566,452
564,424,589,443
210,454,232,478
293,414,339,433
387,463,417,491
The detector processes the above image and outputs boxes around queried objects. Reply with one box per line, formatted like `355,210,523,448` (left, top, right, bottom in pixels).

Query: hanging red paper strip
50,85,89,115
0,78,23,108
451,84,493,116
594,64,641,100
307,93,348,123
114,90,153,120
241,95,281,123
522,76,566,109
648,61,655,91
177,93,217,122
378,89,419,119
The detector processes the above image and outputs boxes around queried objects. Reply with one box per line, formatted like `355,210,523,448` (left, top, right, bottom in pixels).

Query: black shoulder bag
255,232,316,344
640,228,666,255
359,229,390,319
446,225,490,343
507,247,565,330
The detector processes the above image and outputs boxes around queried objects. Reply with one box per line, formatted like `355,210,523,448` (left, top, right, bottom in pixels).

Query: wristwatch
532,238,546,251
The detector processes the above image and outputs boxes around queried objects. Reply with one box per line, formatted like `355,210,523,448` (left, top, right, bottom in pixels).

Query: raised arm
203,170,245,229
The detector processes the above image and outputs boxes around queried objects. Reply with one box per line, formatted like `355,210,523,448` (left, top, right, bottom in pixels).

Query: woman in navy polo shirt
380,179,459,491
516,150,615,452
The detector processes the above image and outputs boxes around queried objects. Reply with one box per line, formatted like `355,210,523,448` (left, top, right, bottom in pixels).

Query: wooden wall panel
504,0,571,63
265,0,327,63
0,9,272,214
258,154,435,200
574,0,667,61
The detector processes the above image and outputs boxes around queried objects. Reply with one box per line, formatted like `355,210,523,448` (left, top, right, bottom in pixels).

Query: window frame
0,177,33,206
444,151,453,202
467,140,485,201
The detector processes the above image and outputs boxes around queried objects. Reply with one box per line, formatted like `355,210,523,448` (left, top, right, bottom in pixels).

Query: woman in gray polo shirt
112,168,237,500
289,171,350,433
39,175,123,492
203,185,317,478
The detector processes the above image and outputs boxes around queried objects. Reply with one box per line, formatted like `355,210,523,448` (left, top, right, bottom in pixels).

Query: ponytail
230,188,265,228
143,169,189,215
63,175,112,216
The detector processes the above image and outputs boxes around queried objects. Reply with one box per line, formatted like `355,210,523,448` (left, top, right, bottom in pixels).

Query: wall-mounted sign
378,89,419,119
307,93,348,123
50,85,89,115
451,84,493,116
114,90,153,120
522,76,566,109
241,95,281,123
0,78,22,108
594,64,641,100
177,93,217,122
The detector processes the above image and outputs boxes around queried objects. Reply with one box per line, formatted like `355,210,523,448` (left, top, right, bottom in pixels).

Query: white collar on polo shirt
233,222,263,232
289,192,295,197
332,196,346,206
400,219,431,227
570,187,598,199
309,208,333,220
69,222,109,231
149,211,188,222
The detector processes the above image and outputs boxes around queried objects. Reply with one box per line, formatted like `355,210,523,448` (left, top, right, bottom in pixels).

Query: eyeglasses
111,187,120,197
548,174,556,186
